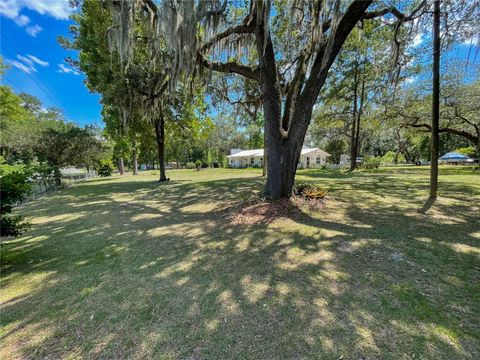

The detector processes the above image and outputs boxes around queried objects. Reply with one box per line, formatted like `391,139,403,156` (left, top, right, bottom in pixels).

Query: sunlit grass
1,166,479,359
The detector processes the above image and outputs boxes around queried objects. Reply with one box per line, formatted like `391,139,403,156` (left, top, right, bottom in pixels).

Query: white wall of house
228,148,329,169
298,150,329,169
229,156,263,168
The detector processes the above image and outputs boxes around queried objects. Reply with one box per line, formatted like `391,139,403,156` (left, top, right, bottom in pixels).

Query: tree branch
197,53,260,81
409,123,478,143
200,18,255,52
302,0,373,104
363,1,427,21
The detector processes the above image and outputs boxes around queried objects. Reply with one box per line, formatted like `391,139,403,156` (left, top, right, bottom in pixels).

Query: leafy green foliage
36,124,109,182
455,146,477,158
0,171,31,237
362,156,382,170
381,151,406,165
97,160,114,177
324,138,347,164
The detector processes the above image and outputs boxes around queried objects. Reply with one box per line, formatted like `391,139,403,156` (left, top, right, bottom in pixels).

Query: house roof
227,148,330,158
227,149,264,158
439,152,472,161
301,148,331,156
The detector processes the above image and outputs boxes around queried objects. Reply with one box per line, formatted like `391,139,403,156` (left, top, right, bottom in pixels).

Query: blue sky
1,0,102,126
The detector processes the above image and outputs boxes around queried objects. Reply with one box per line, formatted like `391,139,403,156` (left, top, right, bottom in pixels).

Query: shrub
30,162,55,181
212,162,219,168
381,151,405,164
201,161,209,168
293,182,328,200
97,160,114,177
362,155,381,169
186,162,195,169
0,171,31,237
194,160,202,168
0,160,28,176
455,146,476,158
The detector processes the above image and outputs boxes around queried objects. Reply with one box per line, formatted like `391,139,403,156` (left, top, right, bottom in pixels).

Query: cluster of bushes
293,182,328,200
97,160,114,177
185,160,215,169
0,164,33,237
454,146,477,158
381,151,406,165
0,159,64,237
361,155,382,170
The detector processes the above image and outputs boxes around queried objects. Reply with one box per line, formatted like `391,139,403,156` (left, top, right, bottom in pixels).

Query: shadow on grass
419,197,436,214
1,170,479,359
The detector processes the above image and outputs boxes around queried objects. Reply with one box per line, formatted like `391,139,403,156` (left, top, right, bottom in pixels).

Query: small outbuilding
438,152,474,164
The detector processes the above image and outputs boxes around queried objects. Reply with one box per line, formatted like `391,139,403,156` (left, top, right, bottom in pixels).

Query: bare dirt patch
228,196,326,225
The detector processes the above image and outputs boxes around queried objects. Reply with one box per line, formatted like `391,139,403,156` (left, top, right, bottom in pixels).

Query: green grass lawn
1,166,479,359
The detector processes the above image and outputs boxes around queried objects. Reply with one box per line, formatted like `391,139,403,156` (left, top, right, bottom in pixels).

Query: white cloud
7,59,36,74
26,24,43,37
0,0,72,21
8,54,49,74
412,33,424,48
14,14,29,25
57,63,79,76
28,54,49,67
17,54,34,66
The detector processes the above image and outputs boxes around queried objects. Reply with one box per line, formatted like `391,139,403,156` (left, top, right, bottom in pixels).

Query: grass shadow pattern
1,167,479,359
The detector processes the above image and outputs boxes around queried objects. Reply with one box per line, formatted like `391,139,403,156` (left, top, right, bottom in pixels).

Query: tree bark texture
132,139,139,176
154,117,168,181
430,0,440,199
118,157,125,175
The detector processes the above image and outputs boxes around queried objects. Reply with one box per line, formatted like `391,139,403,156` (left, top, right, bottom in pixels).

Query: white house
227,148,330,169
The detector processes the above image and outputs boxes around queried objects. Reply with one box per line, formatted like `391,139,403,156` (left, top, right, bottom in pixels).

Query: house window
316,157,321,164
250,157,254,165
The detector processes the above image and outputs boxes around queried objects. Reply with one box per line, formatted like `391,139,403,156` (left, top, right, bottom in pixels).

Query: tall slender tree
61,0,171,181
430,0,441,198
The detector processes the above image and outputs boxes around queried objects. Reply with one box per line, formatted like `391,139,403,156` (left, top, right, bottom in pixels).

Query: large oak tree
106,0,426,198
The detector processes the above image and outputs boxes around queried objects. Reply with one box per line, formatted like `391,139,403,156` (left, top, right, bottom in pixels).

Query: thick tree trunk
264,137,300,198
430,0,440,199
132,139,139,176
154,117,168,182
118,157,125,175
263,106,310,199
255,0,373,199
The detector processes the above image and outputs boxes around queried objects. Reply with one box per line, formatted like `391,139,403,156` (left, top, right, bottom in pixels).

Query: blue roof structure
439,152,471,160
